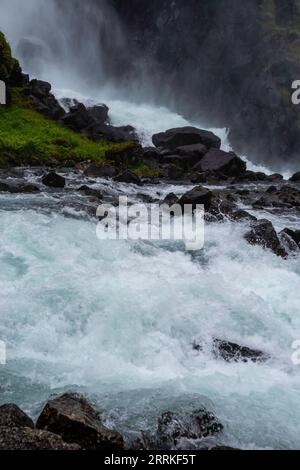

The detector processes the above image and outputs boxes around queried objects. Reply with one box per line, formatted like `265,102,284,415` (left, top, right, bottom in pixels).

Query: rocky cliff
109,0,300,170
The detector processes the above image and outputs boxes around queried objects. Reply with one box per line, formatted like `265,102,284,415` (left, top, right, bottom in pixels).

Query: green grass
132,164,160,178
0,88,136,167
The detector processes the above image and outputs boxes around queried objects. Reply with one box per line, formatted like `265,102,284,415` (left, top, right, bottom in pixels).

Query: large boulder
290,172,300,182
25,79,65,120
178,186,213,211
0,404,34,429
36,393,124,451
245,219,287,257
114,170,142,185
280,228,300,246
152,127,221,151
60,103,94,132
0,427,79,450
193,149,246,177
42,172,66,188
253,185,300,209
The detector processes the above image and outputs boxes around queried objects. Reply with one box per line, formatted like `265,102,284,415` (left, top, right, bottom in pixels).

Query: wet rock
212,339,269,363
244,219,287,257
229,209,257,222
42,172,66,188
253,185,300,208
279,230,300,253
86,104,109,125
78,185,103,199
156,410,223,450
234,170,269,183
193,149,246,177
114,171,142,185
36,393,124,451
268,173,284,182
280,228,300,245
0,181,40,193
84,164,117,178
290,172,300,182
26,79,65,120
0,404,34,429
60,103,94,133
162,155,194,170
152,127,221,151
162,193,179,206
165,164,184,180
0,427,80,450
177,143,207,159
178,186,213,211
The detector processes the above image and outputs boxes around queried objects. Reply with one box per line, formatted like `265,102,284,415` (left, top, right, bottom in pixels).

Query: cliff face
109,0,300,169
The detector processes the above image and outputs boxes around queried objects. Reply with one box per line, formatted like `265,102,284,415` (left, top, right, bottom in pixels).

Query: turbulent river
1,97,300,448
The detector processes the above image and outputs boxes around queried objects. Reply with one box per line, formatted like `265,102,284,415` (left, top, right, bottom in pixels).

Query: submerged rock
0,427,79,450
36,393,124,451
0,404,34,429
244,219,287,257
42,171,66,188
152,127,221,151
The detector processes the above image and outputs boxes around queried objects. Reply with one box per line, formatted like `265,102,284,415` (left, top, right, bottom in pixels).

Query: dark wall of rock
109,0,300,170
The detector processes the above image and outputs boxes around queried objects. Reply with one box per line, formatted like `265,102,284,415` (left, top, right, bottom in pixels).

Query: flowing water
0,0,300,450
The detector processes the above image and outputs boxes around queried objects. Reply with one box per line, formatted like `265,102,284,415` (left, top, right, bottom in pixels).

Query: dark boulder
194,149,246,177
162,155,195,170
229,209,257,222
114,171,142,185
78,185,103,199
290,172,300,182
26,79,65,120
42,172,66,188
165,164,184,180
36,393,124,451
162,193,179,206
156,410,223,450
177,143,208,159
253,185,300,209
268,173,284,182
84,164,117,178
234,171,269,183
60,103,94,133
244,219,287,257
0,404,34,429
178,186,213,211
0,181,40,193
212,339,269,363
0,427,80,450
281,228,300,245
152,127,221,151
87,104,109,125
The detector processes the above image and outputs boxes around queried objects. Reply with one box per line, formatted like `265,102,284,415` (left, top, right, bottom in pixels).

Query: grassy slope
0,88,135,167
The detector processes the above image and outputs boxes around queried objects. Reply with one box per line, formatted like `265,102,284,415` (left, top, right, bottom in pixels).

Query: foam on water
0,204,300,448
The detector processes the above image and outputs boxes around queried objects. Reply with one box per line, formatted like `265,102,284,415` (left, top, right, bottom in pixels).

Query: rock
245,219,287,257
0,181,40,193
253,185,300,209
84,164,117,178
178,186,213,211
114,171,142,185
229,209,257,222
212,339,269,363
156,410,223,449
193,149,246,177
42,172,66,188
234,170,269,183
177,143,208,159
87,104,109,125
280,228,300,245
162,193,179,206
152,127,221,151
0,404,34,429
290,172,300,182
60,103,94,133
0,427,80,450
162,155,194,170
165,164,184,180
268,173,283,182
26,79,65,120
36,393,124,451
78,185,103,199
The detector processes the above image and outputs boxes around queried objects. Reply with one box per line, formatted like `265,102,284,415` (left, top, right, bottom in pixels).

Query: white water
1,200,300,448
